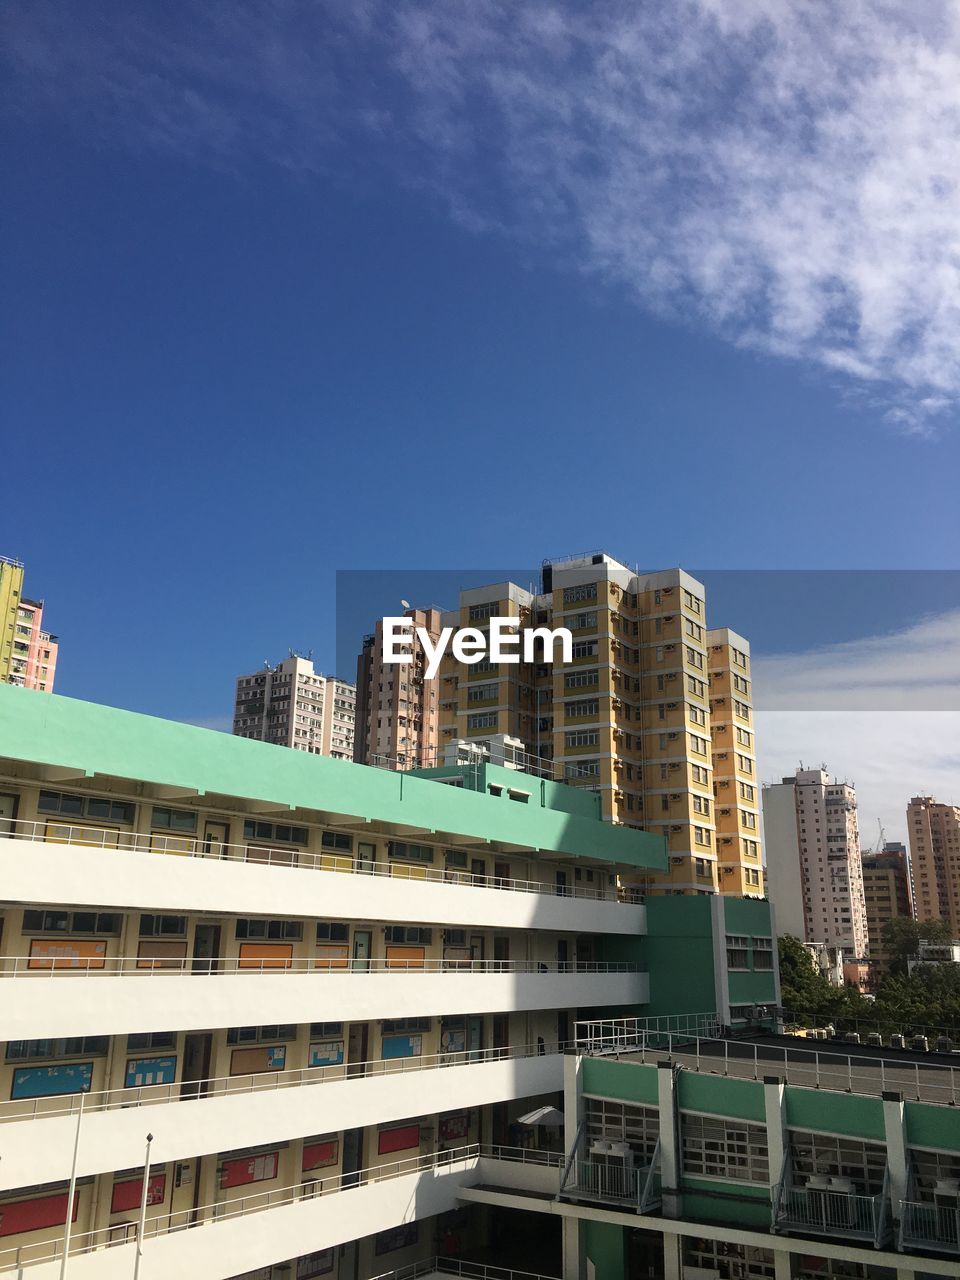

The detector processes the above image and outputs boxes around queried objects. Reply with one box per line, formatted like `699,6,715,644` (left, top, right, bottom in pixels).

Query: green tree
881,917,951,977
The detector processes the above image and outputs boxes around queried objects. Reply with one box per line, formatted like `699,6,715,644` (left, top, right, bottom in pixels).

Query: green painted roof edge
0,686,668,870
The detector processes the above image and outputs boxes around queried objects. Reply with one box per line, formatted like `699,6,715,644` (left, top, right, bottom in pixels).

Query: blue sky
3,2,960,836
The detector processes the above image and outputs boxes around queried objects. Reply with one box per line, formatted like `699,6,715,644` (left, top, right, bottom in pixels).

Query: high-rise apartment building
861,841,914,967
0,557,59,693
436,554,763,897
354,608,442,767
908,795,960,934
233,655,356,759
762,768,868,957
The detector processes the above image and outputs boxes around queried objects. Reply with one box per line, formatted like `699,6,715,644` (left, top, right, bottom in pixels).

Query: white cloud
6,1,960,425
755,609,960,846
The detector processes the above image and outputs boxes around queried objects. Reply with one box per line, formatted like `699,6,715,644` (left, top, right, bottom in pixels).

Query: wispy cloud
6,1,960,428
755,608,960,845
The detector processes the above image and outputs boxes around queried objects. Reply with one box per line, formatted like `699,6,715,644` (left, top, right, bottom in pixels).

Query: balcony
899,1199,960,1255
773,1175,892,1248
0,826,645,937
0,1146,484,1278
0,956,648,1040
0,1044,563,1192
560,1151,661,1213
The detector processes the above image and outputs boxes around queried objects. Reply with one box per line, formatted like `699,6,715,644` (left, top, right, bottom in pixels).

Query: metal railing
0,954,641,977
0,1144,556,1271
575,1022,960,1105
575,1012,721,1050
775,1184,889,1245
369,1258,562,1280
1,818,633,905
0,1041,564,1124
899,1199,960,1254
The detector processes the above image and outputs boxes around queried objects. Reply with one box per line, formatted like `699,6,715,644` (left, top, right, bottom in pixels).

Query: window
6,1036,109,1061
563,584,597,604
468,602,496,621
565,670,599,689
316,922,349,942
694,826,711,847
139,914,187,937
584,1097,659,1163
566,699,599,718
227,1025,297,1044
467,712,497,730
693,795,710,815
566,730,599,747
310,1022,343,1037
752,937,773,968
127,1031,177,1051
321,832,352,852
467,683,498,703
37,791,135,824
689,734,708,756
24,910,121,935
565,760,600,779
789,1131,885,1194
243,820,308,844
388,841,435,864
151,807,197,832
571,641,598,659
235,919,303,940
726,934,749,968
385,926,433,945
682,1113,768,1182
382,1018,430,1034
569,611,598,629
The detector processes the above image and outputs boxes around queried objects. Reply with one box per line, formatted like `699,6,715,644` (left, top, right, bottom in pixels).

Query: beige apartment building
860,841,914,969
233,654,356,759
762,767,869,957
435,553,763,897
908,795,960,934
354,607,443,767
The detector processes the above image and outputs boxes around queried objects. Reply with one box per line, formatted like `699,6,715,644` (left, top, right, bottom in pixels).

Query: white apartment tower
233,655,356,759
762,767,868,957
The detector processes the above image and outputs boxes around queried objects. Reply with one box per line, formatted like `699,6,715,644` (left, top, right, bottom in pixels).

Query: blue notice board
12,1062,94,1100
125,1056,178,1088
382,1034,422,1060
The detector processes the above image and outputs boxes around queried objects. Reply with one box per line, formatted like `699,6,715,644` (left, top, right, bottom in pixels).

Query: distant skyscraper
861,841,914,967
233,655,356,759
0,556,58,692
762,767,868,957
354,607,443,767
908,795,960,935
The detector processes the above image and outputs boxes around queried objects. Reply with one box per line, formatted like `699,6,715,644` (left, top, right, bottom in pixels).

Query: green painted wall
905,1102,960,1151
784,1088,885,1140
643,897,717,1018
722,897,773,936
0,686,666,869
679,1073,766,1122
681,1182,772,1229
581,1058,659,1105
728,969,778,1004
584,1221,625,1279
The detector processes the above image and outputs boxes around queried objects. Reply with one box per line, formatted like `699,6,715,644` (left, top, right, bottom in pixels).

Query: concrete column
882,1091,909,1220
661,1230,682,1280
763,1076,787,1192
895,1269,916,1280
657,1061,680,1218
561,1216,584,1280
563,1053,582,1163
773,1247,791,1280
